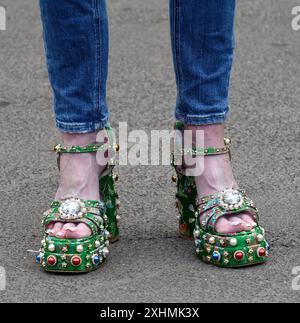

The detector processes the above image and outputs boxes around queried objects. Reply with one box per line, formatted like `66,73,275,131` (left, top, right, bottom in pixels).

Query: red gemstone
179,224,188,235
234,251,244,261
71,256,82,267
258,248,266,258
47,256,57,266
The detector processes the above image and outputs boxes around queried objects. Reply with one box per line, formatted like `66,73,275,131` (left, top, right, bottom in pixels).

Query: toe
53,222,67,238
62,223,76,231
240,214,256,227
215,216,244,234
228,215,251,232
65,223,92,239
216,214,253,234
53,222,64,234
46,223,55,235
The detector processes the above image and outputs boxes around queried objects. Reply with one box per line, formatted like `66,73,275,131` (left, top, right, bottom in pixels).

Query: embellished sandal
36,126,120,273
172,122,270,268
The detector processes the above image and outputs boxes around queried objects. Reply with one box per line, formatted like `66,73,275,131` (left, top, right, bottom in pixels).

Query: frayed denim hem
55,118,108,134
175,108,229,126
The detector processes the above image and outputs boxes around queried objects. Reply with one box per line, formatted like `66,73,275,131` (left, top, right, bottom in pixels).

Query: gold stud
115,144,120,152
224,138,231,146
172,175,177,183
53,144,61,152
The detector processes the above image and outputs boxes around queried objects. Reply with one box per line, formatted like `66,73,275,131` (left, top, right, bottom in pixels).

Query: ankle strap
174,138,231,158
192,137,231,156
53,142,117,154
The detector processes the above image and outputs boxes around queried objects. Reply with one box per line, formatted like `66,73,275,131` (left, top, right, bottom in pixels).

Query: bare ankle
184,124,225,147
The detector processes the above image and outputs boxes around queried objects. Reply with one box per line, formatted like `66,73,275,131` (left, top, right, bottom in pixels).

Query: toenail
65,228,76,232
229,221,242,226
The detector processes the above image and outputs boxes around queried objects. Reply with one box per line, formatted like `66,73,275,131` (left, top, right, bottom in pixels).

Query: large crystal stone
61,201,81,218
223,191,241,205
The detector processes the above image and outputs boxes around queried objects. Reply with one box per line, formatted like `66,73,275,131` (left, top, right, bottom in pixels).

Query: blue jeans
39,0,236,133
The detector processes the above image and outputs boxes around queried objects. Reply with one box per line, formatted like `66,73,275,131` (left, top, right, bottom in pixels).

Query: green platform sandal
172,123,270,268
36,126,120,273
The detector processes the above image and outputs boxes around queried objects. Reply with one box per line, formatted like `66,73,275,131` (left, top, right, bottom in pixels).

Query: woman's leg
40,0,109,238
170,0,256,234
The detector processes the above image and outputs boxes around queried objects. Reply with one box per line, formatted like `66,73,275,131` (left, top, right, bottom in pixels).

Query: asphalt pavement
0,0,299,303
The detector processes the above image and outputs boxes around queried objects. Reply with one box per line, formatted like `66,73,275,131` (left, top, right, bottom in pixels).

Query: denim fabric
39,0,109,133
170,0,236,125
40,0,236,133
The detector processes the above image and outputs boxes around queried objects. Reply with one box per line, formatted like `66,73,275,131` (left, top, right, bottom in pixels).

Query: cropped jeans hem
55,118,108,134
175,107,229,126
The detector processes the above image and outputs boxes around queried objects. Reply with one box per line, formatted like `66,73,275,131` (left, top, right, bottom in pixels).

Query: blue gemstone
212,252,221,262
36,254,42,263
92,255,101,265
266,243,271,252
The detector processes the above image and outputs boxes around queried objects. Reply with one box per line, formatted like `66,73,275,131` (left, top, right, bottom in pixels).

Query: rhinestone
36,253,43,263
257,248,266,258
220,239,226,247
212,251,221,262
229,238,238,247
61,200,81,218
71,256,82,267
223,190,242,205
76,245,84,253
92,255,102,265
102,247,109,258
209,237,216,245
257,234,264,242
234,251,245,261
95,241,101,248
47,256,57,266
48,244,55,252
193,230,200,239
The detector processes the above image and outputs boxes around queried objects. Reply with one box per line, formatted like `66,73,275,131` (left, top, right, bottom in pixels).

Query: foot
184,124,256,234
46,131,107,239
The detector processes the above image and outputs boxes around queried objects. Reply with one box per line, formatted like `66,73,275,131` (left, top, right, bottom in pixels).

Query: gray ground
0,0,299,303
